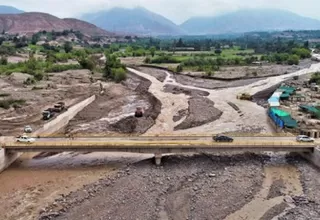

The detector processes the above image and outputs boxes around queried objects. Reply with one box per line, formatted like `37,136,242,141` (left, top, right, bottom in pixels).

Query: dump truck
42,108,55,120
237,93,252,100
53,102,65,113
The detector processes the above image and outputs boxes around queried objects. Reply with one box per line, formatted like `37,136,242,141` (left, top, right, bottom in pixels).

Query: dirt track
63,72,161,135
0,70,98,136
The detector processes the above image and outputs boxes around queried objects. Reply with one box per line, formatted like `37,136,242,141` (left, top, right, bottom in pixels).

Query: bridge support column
0,148,21,173
154,153,162,166
301,146,320,169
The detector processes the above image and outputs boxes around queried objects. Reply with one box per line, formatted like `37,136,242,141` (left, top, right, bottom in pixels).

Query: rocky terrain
174,97,223,130
39,153,267,220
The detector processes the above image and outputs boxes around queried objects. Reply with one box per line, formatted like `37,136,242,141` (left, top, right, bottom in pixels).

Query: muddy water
224,160,303,220
0,152,152,220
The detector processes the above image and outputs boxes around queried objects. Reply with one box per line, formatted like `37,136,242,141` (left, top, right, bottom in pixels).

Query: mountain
181,9,320,35
0,12,112,36
0,5,24,14
81,7,184,36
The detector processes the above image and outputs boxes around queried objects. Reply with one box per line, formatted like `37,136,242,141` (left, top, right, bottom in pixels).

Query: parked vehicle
16,135,35,143
24,125,33,133
296,135,315,142
213,135,234,142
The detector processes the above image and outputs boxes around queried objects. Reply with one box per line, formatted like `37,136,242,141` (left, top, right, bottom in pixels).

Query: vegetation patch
0,99,26,109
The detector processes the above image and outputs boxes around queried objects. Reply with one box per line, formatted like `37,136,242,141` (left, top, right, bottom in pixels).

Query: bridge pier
0,148,21,173
301,146,320,169
154,153,162,166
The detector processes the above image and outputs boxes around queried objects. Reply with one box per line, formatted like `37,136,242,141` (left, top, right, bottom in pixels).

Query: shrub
112,68,127,83
150,55,180,64
144,57,151,64
79,57,95,71
45,64,81,73
176,65,183,73
0,99,26,109
0,56,8,65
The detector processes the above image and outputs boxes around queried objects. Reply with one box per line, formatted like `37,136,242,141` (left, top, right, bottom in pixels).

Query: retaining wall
0,95,96,173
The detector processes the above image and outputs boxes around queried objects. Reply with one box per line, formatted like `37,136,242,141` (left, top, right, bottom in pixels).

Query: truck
53,102,65,113
42,108,55,120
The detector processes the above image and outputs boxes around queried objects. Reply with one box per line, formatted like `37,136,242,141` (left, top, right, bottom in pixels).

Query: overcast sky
3,0,320,24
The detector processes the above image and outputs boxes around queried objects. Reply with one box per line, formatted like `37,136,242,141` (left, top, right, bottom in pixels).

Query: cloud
4,0,320,24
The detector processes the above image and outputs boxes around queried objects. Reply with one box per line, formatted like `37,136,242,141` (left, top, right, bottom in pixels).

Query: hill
81,7,185,36
181,9,320,35
0,12,111,36
0,5,24,14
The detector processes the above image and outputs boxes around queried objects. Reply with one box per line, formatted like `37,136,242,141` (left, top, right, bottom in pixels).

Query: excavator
237,93,252,101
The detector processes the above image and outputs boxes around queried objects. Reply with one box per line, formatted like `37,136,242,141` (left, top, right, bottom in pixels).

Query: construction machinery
53,102,65,113
237,93,252,100
42,108,55,120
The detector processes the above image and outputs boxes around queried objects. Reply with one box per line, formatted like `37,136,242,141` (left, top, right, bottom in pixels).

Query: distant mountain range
181,9,320,35
0,5,24,14
81,7,185,36
1,5,320,36
83,8,320,36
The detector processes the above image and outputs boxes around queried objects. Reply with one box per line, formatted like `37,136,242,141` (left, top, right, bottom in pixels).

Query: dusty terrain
1,59,320,220
0,70,98,136
63,72,161,135
38,154,320,220
184,59,314,79
40,153,267,220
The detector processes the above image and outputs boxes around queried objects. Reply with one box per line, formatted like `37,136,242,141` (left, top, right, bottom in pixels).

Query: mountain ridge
0,5,24,14
81,7,185,36
180,9,320,35
0,12,112,36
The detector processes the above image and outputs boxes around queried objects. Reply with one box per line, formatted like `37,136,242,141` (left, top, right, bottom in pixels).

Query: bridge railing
3,140,315,148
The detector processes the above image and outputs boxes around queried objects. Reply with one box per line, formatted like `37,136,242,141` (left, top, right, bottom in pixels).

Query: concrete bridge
2,136,318,165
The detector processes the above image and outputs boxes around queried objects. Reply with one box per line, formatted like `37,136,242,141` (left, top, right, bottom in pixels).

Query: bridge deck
2,138,315,153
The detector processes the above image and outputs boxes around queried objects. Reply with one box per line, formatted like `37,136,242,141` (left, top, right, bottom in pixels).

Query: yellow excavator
237,93,252,100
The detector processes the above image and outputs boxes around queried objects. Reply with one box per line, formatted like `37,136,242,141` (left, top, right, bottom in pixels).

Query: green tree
150,46,156,57
176,38,184,47
31,33,40,45
287,55,299,65
215,49,222,56
63,41,73,53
